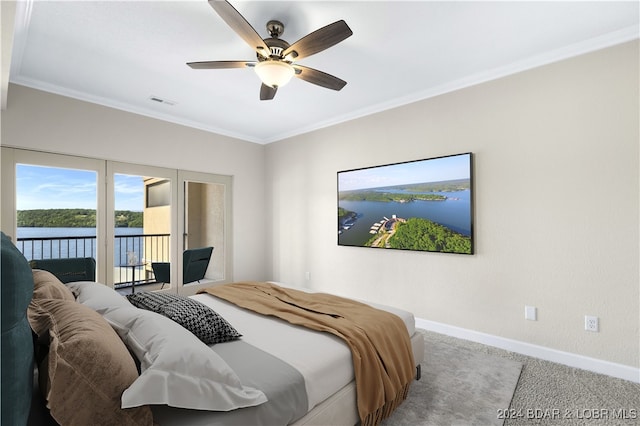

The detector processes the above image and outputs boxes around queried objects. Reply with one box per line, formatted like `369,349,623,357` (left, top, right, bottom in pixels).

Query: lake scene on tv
338,153,473,254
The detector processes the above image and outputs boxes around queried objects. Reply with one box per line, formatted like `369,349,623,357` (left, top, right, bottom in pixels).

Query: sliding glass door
108,162,177,292
2,148,232,293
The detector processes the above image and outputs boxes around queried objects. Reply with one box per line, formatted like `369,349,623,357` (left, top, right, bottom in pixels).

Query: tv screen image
337,152,474,254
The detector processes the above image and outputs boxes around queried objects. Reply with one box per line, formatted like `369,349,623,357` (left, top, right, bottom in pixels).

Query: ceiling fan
187,0,353,100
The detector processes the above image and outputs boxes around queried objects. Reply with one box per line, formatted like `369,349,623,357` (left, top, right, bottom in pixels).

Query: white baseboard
415,317,640,384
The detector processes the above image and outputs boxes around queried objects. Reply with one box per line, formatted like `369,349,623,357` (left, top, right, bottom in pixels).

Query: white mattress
191,284,417,413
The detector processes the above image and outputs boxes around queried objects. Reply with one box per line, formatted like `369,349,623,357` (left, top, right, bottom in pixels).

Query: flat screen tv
338,152,474,254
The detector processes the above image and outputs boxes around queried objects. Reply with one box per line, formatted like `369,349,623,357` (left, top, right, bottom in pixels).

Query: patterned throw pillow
126,292,241,344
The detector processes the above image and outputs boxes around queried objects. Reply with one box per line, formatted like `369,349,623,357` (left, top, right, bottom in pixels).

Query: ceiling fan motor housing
260,21,294,61
260,38,291,61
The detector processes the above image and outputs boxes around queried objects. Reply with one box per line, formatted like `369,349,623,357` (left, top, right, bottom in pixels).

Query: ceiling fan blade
187,60,255,69
293,65,347,91
282,20,352,61
208,1,270,57
260,84,277,101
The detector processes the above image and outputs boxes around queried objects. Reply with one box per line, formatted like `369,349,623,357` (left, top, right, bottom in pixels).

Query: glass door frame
1,147,107,283
107,162,178,291
177,170,233,296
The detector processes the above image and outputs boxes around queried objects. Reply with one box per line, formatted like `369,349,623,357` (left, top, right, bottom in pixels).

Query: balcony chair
29,257,96,283
151,247,213,289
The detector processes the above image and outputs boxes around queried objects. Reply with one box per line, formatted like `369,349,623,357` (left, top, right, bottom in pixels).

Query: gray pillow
126,292,241,344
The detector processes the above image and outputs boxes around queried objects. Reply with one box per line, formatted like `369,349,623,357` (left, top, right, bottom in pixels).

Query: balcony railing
16,233,170,288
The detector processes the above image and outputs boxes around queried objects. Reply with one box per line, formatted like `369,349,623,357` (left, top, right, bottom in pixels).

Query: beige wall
2,41,637,370
265,41,639,368
0,84,267,282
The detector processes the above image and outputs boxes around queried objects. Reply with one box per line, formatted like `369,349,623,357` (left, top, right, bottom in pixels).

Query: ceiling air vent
148,95,176,106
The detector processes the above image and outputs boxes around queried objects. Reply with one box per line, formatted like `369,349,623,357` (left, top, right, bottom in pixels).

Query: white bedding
191,285,416,413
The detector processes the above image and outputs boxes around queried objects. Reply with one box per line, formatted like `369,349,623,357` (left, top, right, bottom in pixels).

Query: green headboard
1,232,35,425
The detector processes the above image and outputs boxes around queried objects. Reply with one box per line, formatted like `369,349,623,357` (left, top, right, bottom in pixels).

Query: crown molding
8,9,638,145
263,25,639,144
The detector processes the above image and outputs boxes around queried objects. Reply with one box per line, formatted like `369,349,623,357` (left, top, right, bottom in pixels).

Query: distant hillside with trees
386,217,472,254
17,209,143,228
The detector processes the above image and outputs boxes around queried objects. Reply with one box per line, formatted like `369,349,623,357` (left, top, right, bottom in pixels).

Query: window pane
15,164,98,261
114,174,171,293
185,180,225,283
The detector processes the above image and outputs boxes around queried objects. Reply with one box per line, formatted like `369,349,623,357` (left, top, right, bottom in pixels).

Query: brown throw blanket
199,282,415,426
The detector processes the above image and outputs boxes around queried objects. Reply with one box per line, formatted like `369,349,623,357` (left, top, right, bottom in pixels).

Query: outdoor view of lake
338,189,471,247
17,227,144,262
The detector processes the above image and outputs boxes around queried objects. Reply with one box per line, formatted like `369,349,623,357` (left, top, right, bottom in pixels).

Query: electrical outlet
305,271,310,281
585,315,599,332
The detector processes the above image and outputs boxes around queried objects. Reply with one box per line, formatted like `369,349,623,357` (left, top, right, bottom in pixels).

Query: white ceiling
8,1,639,144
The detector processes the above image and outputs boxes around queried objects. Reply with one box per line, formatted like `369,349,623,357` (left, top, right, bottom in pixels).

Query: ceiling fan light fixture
255,60,295,88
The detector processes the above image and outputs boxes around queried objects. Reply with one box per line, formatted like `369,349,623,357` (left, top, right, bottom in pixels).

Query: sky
338,153,471,192
17,154,470,208
16,164,144,211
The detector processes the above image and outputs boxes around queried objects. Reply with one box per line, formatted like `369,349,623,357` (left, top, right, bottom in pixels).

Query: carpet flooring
384,330,640,426
383,330,523,425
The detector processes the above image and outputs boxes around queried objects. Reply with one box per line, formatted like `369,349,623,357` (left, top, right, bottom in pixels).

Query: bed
1,232,424,426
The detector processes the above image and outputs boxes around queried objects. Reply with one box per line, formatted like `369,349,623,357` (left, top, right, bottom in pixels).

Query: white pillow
103,305,267,411
66,281,132,314
68,282,266,411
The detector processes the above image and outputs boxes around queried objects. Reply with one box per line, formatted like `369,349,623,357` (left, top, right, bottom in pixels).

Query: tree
388,218,471,254
17,209,143,228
